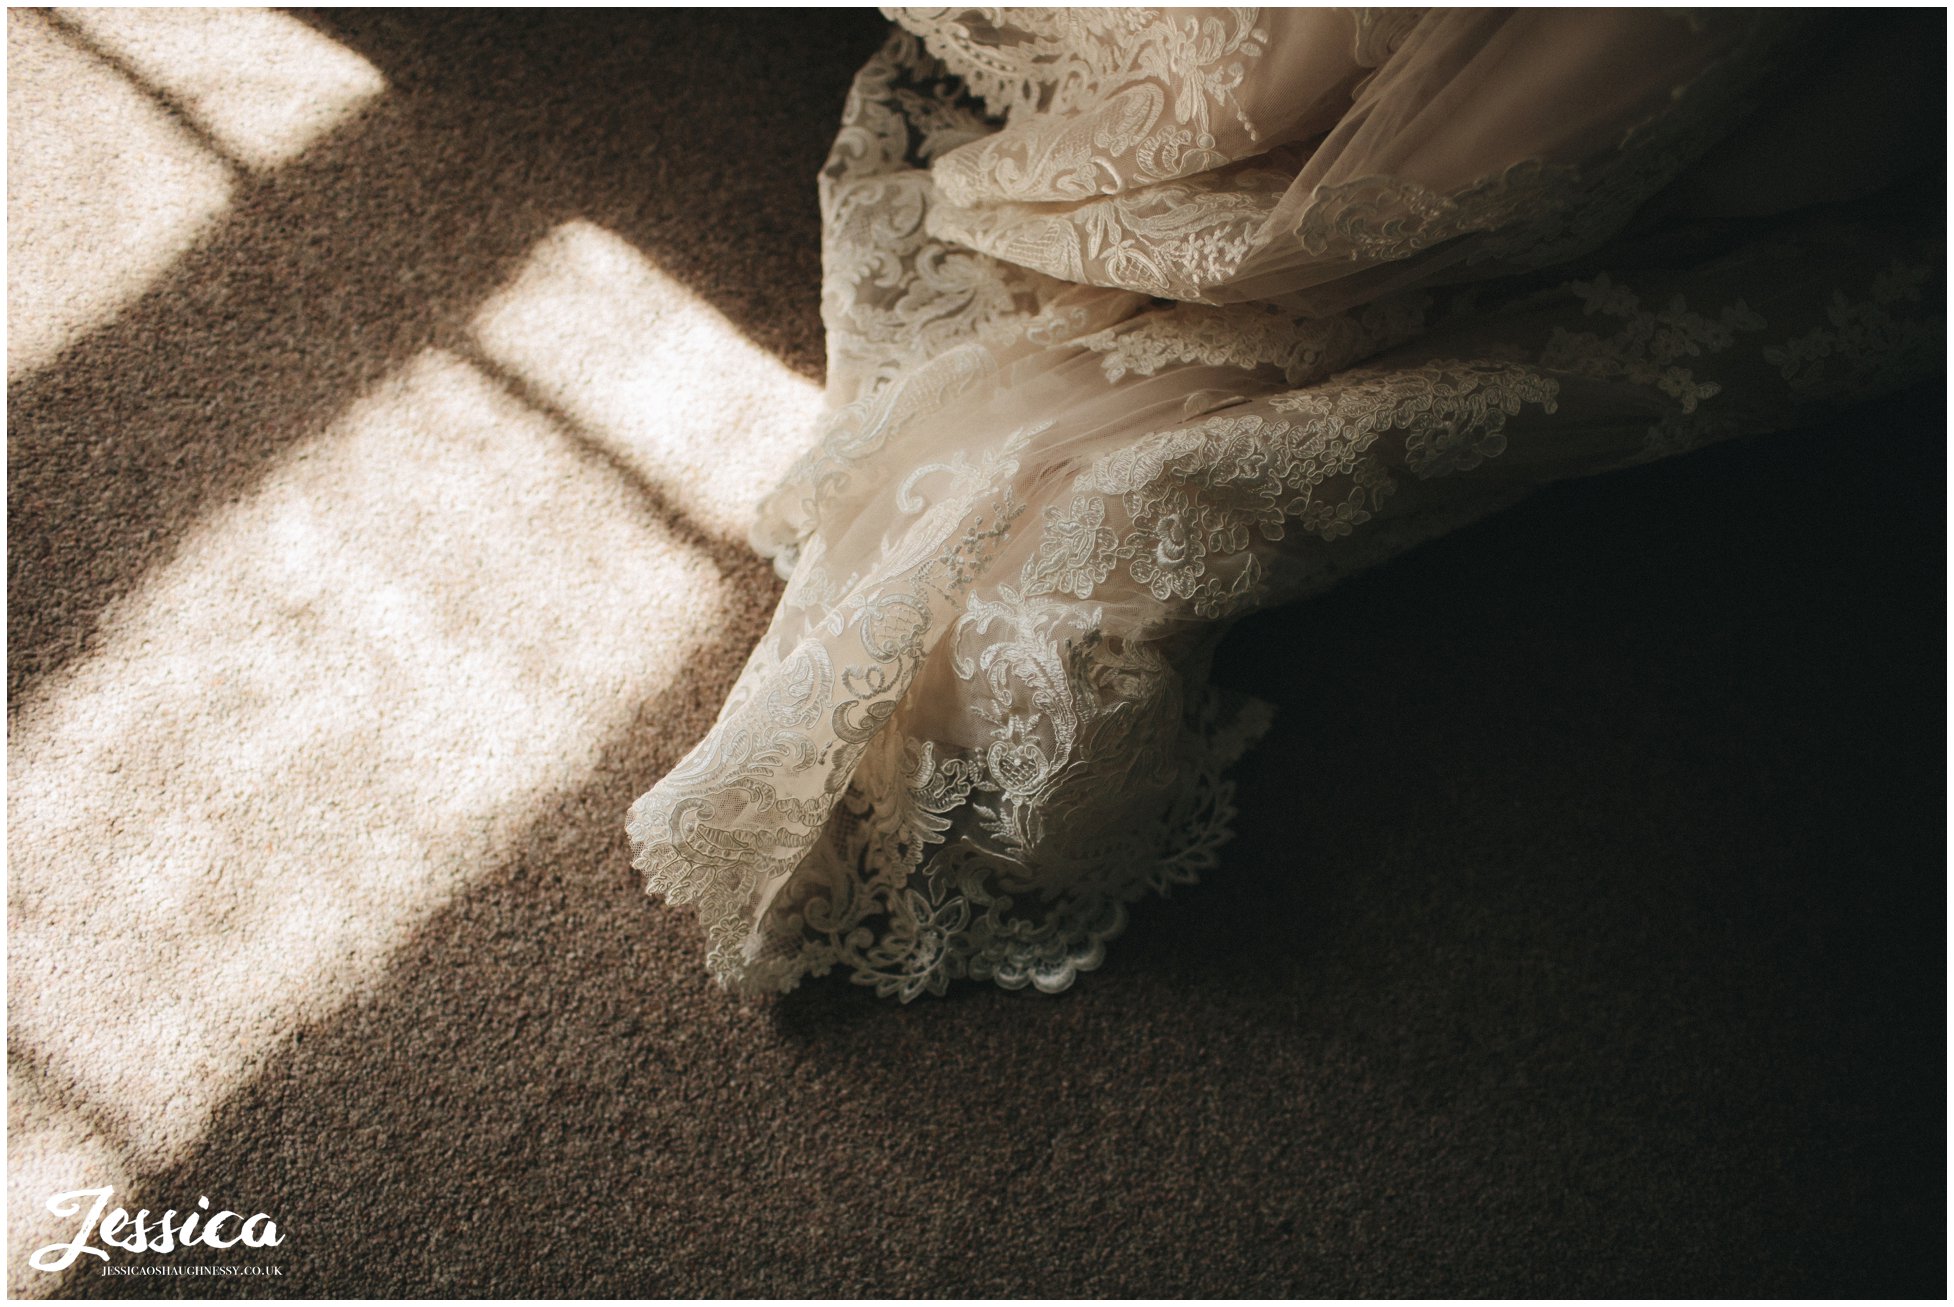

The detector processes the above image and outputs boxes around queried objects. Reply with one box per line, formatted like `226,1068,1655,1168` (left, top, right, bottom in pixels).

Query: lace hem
629,687,1275,1001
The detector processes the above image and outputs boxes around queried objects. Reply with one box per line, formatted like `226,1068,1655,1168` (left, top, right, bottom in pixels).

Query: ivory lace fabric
628,8,1944,1001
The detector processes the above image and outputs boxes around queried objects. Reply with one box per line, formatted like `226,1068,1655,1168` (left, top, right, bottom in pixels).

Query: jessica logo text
29,1187,284,1273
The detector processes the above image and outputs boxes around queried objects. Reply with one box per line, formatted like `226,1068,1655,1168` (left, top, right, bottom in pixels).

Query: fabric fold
629,8,1943,1000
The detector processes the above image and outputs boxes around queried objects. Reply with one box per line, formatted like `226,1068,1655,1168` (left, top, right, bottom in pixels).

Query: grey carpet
9,8,1944,1298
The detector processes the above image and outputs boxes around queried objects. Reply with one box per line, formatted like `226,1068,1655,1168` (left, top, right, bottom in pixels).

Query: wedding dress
628,8,1943,1000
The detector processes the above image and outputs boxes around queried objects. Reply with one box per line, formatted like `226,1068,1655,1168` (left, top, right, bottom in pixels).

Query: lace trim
816,33,1050,382
908,14,1796,306
767,31,1138,569
890,7,1268,140
740,686,1277,1000
1540,271,1767,459
1762,258,1942,400
1074,291,1430,385
926,149,1300,300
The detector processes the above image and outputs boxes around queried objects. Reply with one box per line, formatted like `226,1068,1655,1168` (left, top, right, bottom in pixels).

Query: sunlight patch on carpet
7,347,727,1294
6,10,233,379
470,219,822,540
53,8,386,171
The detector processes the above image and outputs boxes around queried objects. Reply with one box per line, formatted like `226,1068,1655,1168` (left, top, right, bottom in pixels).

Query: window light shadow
10,7,879,713
468,220,821,542
7,339,789,1294
8,9,864,1293
287,7,887,381
7,10,237,380
50,8,387,172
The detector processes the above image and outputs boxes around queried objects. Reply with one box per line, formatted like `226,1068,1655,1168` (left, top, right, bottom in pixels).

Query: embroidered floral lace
628,8,1944,1000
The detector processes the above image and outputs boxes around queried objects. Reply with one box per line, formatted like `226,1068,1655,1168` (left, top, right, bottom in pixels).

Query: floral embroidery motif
897,7,1270,203
928,153,1298,300
1076,293,1430,385
1028,495,1120,598
1762,260,1941,400
1540,272,1766,457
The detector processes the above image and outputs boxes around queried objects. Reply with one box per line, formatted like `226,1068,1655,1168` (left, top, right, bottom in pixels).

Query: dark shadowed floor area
11,8,1944,1299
